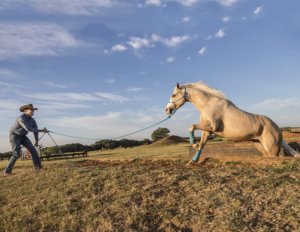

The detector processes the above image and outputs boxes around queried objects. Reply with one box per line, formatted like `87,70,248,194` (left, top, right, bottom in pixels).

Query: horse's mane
183,82,227,99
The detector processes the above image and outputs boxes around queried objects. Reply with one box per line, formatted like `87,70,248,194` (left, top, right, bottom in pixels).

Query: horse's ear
176,83,180,89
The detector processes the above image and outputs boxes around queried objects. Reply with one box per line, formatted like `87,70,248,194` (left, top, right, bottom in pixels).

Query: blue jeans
4,133,42,173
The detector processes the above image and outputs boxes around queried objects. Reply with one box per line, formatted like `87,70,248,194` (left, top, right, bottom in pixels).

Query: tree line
40,138,152,155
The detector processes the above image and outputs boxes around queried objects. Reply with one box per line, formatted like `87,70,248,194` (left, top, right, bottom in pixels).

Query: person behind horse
4,104,48,175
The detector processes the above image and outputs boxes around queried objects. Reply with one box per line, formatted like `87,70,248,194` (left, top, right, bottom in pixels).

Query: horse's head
165,83,189,115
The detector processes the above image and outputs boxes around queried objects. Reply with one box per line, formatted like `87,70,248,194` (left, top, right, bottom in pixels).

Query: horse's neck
188,88,210,111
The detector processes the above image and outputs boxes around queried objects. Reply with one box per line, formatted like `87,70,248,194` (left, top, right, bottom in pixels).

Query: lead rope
45,110,177,141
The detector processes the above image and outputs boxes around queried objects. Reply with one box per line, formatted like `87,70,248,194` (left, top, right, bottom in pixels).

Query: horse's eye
172,94,176,97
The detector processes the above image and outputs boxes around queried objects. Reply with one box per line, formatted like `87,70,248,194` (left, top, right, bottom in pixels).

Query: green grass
1,143,300,231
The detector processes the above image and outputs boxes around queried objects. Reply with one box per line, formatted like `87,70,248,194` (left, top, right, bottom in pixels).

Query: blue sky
1,0,300,152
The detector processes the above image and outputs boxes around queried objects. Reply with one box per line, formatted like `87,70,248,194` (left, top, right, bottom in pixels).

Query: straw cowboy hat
19,104,38,112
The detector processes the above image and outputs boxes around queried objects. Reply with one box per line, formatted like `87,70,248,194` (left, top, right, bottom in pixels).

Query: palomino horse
165,82,299,163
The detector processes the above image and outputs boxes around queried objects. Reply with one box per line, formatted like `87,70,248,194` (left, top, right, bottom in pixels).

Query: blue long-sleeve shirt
10,114,39,141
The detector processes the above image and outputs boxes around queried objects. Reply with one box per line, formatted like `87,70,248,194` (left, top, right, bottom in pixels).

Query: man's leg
4,134,22,174
22,137,42,170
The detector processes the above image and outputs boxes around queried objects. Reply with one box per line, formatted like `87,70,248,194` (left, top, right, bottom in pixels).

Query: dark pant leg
5,134,22,173
22,137,42,169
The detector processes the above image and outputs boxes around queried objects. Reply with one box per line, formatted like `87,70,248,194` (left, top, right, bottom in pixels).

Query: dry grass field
1,138,300,232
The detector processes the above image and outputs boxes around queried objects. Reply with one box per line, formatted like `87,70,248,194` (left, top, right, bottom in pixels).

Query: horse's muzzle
165,103,174,115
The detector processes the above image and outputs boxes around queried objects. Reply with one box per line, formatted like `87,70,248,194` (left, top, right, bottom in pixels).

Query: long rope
47,131,63,154
47,111,176,141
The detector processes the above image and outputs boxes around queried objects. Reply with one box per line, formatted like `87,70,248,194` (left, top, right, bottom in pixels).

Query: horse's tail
282,140,299,157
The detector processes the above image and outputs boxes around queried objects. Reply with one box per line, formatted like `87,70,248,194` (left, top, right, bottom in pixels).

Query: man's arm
18,116,39,133
33,119,39,144
33,120,48,146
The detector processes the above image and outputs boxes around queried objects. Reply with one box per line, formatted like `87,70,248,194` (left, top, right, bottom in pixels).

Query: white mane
184,82,226,99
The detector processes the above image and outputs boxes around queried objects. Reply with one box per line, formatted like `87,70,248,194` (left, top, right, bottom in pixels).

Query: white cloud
44,81,67,89
252,98,300,111
152,34,191,47
48,112,123,129
111,44,127,52
251,98,300,126
127,36,151,50
254,5,263,15
20,92,98,102
215,28,225,38
145,0,163,6
0,98,89,115
0,0,122,15
108,34,192,54
182,16,191,23
95,92,129,103
39,102,90,110
43,110,168,144
46,109,167,136
137,115,157,123
0,2,12,10
166,57,175,63
0,81,23,94
222,16,230,22
145,0,198,7
214,0,239,7
106,79,115,84
176,0,199,7
138,71,147,75
126,87,143,92
146,0,243,8
205,35,213,40
198,46,207,55
0,23,81,60
0,99,21,111
19,91,129,103
0,68,21,79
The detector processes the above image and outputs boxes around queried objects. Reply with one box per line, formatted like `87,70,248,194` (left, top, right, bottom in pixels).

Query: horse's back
258,114,282,141
219,102,264,139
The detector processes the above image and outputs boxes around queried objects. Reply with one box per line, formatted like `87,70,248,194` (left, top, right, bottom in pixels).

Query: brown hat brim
20,104,38,112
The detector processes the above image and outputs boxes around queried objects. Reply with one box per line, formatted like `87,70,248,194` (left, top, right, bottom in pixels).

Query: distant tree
39,137,152,154
151,127,170,141
60,143,85,153
41,146,58,155
0,151,12,159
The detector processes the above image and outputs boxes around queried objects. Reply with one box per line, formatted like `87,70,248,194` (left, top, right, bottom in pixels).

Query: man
4,104,48,175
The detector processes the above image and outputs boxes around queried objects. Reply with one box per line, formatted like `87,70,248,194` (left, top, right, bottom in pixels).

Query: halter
168,87,190,108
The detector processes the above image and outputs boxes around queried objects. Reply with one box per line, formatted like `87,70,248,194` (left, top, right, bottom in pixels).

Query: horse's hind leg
256,116,283,157
258,131,282,157
253,142,270,157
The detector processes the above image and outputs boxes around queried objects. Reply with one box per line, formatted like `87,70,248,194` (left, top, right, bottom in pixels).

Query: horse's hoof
186,160,196,167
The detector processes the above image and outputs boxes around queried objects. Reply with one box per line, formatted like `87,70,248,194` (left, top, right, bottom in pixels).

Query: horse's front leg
188,120,216,165
189,120,213,147
190,120,215,132
191,131,211,162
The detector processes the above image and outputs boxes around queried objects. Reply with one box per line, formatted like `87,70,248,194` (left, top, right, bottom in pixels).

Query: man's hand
39,127,49,133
